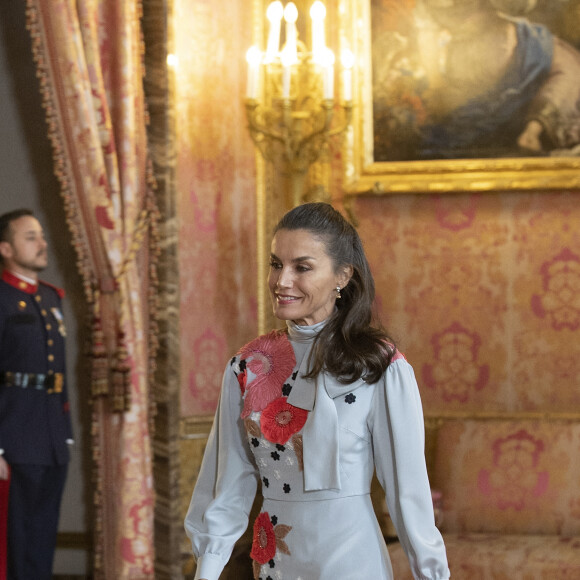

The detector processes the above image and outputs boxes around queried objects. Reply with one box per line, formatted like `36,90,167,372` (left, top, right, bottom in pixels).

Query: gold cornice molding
180,416,214,438
424,411,580,424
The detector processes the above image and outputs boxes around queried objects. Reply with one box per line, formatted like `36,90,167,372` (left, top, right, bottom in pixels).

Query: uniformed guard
0,209,73,580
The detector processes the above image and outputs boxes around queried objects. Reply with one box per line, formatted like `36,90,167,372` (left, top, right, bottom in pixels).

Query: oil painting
370,0,580,162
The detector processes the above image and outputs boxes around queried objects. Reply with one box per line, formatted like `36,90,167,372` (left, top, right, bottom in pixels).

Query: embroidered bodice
185,323,450,580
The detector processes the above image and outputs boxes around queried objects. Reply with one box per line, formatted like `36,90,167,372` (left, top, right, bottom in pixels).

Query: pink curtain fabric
26,0,158,577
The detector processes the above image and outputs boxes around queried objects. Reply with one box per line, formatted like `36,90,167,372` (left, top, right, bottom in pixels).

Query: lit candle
281,46,293,99
322,48,335,100
246,46,262,99
341,49,354,102
284,2,298,65
264,1,283,63
310,1,326,64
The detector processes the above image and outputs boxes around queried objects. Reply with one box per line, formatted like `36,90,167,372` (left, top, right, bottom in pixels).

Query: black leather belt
0,372,64,393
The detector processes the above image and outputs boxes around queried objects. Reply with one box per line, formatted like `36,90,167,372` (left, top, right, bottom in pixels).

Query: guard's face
268,228,351,326
0,215,48,277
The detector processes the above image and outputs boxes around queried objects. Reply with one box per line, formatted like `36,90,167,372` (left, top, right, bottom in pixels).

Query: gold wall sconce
244,0,353,208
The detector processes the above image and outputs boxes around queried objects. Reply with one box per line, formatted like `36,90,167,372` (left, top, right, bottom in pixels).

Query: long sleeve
184,361,259,580
370,358,450,580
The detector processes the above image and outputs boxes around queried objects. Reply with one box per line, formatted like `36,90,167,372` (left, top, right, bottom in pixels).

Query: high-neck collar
1,269,38,294
286,318,327,343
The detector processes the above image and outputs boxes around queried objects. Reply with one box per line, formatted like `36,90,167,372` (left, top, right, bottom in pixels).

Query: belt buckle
54,373,63,393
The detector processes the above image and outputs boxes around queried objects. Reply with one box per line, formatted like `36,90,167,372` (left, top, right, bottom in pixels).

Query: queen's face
268,228,351,326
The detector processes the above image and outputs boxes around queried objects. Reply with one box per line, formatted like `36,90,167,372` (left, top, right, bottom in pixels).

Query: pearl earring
336,285,342,299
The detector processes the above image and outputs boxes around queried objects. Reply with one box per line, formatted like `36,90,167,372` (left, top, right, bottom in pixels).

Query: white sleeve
371,358,450,580
184,362,259,580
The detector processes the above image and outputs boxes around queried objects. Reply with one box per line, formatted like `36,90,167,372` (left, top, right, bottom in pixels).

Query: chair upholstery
388,419,580,579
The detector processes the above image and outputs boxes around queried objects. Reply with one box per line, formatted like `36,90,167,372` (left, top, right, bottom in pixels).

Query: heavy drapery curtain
26,0,159,577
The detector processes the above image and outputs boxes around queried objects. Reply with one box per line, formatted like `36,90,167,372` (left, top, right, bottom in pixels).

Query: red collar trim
1,270,38,294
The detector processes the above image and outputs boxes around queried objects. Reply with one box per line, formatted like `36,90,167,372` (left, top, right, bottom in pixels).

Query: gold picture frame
339,0,580,196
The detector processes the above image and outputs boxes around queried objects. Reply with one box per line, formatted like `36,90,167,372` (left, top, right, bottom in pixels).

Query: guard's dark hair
274,202,395,384
0,209,34,243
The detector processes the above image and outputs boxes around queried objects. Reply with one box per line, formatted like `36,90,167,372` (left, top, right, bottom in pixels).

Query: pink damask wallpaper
175,0,258,416
174,0,580,419
353,191,580,414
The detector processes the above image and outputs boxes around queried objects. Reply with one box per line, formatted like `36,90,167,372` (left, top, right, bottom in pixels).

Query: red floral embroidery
250,512,276,564
261,397,308,444
238,331,296,418
251,512,292,573
237,368,247,395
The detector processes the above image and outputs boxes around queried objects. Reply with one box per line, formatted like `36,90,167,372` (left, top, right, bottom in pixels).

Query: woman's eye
269,261,282,270
296,265,310,273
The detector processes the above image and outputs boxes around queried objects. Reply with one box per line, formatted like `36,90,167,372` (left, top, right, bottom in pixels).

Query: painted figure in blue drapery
372,0,580,160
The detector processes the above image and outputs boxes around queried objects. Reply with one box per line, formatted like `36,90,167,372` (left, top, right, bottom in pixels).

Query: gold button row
36,293,56,366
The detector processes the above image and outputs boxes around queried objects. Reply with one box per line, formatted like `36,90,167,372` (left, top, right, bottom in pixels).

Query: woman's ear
338,265,354,289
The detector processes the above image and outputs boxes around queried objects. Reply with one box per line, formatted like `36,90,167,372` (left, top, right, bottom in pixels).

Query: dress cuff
193,553,226,580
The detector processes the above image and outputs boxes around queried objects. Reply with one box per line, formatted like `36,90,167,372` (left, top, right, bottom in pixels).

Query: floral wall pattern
352,191,580,415
174,0,259,417
172,2,580,425
433,419,580,536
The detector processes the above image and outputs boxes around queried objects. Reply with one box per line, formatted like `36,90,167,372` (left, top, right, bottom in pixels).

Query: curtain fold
25,0,159,577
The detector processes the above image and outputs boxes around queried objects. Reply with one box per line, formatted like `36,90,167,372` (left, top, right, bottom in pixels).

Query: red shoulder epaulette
39,279,66,299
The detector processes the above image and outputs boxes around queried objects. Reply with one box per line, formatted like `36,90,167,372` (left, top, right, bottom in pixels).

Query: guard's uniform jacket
0,269,72,465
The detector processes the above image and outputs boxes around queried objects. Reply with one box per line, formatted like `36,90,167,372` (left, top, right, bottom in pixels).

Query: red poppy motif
237,368,247,395
261,397,308,445
238,331,296,418
251,511,292,573
250,512,276,564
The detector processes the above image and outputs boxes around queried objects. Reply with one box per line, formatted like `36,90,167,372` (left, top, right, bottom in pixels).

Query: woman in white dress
185,202,450,580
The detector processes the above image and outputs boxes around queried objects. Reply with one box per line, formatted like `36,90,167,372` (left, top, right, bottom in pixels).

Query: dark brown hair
274,202,395,384
0,209,35,265
0,209,34,243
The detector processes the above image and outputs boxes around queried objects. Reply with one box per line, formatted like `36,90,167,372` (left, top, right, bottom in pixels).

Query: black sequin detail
271,515,278,525
345,393,356,404
270,451,280,461
276,444,285,452
263,477,269,487
251,438,260,447
283,483,291,493
269,559,275,568
282,383,292,396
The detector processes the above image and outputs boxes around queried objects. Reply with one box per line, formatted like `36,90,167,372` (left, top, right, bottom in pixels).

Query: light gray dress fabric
185,320,450,580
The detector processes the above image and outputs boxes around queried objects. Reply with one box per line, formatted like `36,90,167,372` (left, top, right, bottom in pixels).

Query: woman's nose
277,268,292,288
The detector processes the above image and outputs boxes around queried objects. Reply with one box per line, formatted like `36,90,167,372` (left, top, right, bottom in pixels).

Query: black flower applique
345,393,356,404
276,444,285,452
263,477,269,488
271,515,278,525
282,383,292,396
292,371,298,380
251,438,260,447
271,451,281,461
269,559,275,568
283,483,291,494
